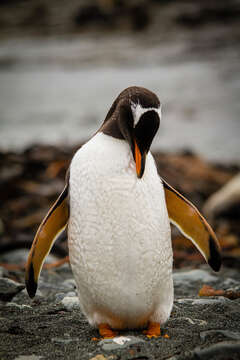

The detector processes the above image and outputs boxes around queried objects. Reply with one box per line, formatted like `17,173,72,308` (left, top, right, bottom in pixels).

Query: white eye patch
131,102,162,127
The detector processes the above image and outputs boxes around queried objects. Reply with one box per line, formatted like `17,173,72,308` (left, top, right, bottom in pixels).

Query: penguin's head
101,86,161,178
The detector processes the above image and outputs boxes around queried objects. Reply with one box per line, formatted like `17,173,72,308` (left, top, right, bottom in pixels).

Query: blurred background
0,0,240,270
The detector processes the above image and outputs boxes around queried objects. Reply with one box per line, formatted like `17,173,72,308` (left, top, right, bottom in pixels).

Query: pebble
99,336,144,352
0,277,25,301
61,296,80,311
54,292,66,302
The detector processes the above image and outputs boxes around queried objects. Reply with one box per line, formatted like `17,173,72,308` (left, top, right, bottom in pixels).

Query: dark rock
12,288,43,306
176,2,240,28
74,5,113,28
200,330,240,341
193,341,240,360
130,4,151,31
0,277,25,301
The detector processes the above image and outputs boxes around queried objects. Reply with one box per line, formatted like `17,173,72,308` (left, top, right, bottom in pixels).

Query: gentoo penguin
25,86,221,338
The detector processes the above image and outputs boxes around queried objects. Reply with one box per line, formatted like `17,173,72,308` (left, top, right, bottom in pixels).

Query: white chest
68,133,173,328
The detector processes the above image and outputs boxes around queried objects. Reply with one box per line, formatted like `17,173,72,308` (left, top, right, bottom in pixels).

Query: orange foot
143,322,161,338
98,323,118,339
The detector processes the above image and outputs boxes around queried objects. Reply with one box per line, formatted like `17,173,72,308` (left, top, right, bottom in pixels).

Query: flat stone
6,302,32,310
173,269,218,286
99,336,144,352
222,278,239,287
168,316,207,327
51,337,79,345
14,356,43,360
0,267,4,277
200,330,240,341
176,297,232,305
193,341,240,359
0,277,25,301
61,296,80,311
65,291,77,297
0,249,29,264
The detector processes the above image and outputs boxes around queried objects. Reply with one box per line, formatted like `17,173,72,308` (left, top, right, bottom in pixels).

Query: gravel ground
1,263,240,360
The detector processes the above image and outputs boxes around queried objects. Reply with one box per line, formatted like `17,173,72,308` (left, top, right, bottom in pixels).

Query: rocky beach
1,0,240,359
1,145,240,359
1,262,240,359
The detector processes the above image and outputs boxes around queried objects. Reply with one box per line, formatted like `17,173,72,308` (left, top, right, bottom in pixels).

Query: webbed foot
98,323,118,339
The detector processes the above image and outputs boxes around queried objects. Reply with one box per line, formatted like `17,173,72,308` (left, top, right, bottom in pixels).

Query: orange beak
134,139,146,178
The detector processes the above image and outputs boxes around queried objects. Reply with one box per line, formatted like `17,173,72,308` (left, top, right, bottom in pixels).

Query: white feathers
68,133,173,329
131,102,162,127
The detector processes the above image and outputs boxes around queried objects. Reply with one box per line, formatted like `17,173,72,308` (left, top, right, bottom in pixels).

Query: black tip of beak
25,262,37,298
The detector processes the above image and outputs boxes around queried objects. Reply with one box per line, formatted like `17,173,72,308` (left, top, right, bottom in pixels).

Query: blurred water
0,35,239,163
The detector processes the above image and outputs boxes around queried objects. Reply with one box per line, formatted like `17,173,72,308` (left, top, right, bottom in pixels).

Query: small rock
14,356,43,360
62,278,76,289
61,296,80,311
51,337,79,345
0,278,25,301
65,291,77,297
168,316,207,327
222,278,239,287
173,269,217,286
6,302,32,310
54,292,66,302
176,297,231,305
99,336,144,352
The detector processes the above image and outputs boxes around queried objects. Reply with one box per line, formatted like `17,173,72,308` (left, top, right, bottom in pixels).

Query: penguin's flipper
162,179,221,272
25,183,69,298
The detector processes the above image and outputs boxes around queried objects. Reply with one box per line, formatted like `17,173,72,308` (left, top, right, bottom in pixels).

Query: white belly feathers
68,132,173,329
